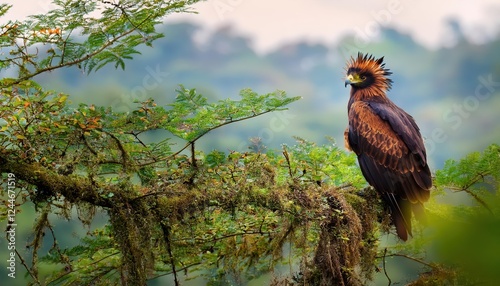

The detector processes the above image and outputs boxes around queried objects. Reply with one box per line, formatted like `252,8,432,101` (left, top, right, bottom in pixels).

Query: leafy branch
435,144,499,214
0,0,198,86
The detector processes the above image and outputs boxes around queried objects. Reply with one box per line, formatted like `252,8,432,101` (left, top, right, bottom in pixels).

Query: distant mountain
35,21,500,169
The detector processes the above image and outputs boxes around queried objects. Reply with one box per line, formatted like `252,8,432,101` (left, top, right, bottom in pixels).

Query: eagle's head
344,52,393,92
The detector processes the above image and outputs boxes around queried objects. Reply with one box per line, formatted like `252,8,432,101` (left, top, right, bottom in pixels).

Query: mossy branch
0,156,112,208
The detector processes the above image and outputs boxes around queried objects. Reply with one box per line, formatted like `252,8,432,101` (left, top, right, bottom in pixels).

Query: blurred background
4,0,500,170
2,0,500,285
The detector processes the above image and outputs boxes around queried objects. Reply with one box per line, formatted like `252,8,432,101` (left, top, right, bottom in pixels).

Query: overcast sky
3,0,500,53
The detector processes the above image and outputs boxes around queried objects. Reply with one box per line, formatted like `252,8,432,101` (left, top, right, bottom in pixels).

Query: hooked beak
344,74,360,87
344,78,352,87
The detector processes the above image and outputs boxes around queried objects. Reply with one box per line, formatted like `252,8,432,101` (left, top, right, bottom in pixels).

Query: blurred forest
1,2,500,285
32,21,500,169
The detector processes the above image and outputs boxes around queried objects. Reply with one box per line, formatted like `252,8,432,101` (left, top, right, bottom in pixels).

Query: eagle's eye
360,75,367,81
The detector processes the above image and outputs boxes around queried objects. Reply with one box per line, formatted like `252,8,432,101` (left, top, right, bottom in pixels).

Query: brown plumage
344,52,432,241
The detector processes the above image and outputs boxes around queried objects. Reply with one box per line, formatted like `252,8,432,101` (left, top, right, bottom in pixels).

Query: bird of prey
344,52,432,241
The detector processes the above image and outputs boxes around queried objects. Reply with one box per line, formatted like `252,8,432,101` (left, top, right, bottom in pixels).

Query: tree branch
166,108,280,160
382,248,391,286
16,249,41,284
377,253,437,270
148,262,202,281
0,156,112,208
8,15,152,86
160,221,179,286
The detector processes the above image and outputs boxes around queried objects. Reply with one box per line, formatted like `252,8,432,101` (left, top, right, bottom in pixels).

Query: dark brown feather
344,53,432,240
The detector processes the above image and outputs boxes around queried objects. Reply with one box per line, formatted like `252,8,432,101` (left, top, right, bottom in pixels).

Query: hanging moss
307,189,363,286
109,195,156,285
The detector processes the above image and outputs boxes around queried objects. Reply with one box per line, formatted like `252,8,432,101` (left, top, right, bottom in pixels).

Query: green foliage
166,86,300,142
40,226,121,286
0,4,10,18
278,136,364,188
0,79,71,163
435,144,500,207
0,0,199,83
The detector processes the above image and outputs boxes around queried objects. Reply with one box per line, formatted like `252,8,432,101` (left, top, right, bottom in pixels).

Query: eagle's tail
384,193,412,241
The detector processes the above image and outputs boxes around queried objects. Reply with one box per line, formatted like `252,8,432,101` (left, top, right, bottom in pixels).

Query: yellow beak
345,74,362,87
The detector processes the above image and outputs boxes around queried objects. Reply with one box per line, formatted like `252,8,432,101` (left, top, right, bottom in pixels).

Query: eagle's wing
347,100,431,240
368,101,429,172
347,100,431,203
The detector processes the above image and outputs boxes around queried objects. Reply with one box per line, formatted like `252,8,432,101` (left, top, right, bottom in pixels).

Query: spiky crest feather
345,52,393,98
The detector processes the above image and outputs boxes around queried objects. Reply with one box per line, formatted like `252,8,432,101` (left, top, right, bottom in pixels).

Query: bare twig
382,248,391,286
172,229,274,244
378,250,437,286
379,253,436,270
190,141,196,168
29,209,50,281
160,222,179,286
81,134,98,156
15,249,41,284
102,129,130,168
148,262,202,281
282,146,294,178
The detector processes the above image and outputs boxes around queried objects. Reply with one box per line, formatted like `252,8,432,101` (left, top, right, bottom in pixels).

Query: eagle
344,52,432,241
